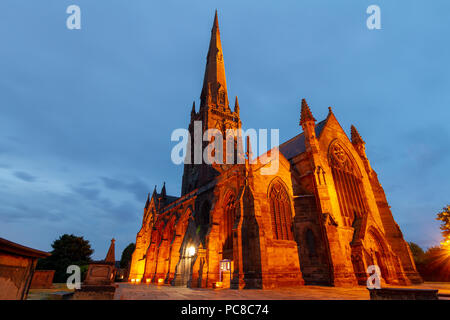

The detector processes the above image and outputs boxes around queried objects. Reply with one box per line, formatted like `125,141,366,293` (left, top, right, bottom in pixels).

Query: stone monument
73,238,117,300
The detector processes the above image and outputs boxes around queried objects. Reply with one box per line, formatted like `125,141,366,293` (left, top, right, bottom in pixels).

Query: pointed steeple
105,238,115,263
213,9,219,29
300,99,316,126
234,96,240,114
200,10,229,109
351,125,365,145
246,135,253,161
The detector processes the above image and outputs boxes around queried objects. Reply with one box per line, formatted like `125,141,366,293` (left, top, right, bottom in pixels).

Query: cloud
13,171,37,182
100,177,149,202
70,185,101,201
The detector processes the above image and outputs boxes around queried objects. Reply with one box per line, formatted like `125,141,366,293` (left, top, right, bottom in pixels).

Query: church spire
200,10,229,109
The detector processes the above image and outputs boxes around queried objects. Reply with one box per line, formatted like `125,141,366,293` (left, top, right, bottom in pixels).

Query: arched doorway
366,229,391,283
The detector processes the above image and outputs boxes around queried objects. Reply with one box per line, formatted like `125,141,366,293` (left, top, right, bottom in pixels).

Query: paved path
115,283,370,300
114,282,450,300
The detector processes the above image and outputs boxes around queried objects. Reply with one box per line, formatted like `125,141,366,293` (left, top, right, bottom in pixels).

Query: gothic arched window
329,142,369,227
269,181,293,241
223,193,235,252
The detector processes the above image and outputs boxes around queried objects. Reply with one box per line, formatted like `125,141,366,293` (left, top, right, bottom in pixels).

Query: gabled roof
0,237,50,259
279,119,327,160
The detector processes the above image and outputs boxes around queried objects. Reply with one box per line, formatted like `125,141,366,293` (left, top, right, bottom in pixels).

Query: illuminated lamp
187,246,196,257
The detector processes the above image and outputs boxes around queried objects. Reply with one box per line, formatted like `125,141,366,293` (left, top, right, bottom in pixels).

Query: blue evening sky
0,1,448,259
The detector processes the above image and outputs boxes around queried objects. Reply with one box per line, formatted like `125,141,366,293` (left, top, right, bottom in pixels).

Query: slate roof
154,192,179,206
279,119,327,160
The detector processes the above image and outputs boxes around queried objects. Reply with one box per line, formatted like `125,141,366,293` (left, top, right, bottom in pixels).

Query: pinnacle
351,125,365,145
300,99,316,125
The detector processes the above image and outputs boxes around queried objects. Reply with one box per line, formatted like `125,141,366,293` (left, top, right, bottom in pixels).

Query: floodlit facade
129,12,422,289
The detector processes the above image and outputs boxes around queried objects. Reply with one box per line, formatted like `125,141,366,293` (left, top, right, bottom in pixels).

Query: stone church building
128,12,422,288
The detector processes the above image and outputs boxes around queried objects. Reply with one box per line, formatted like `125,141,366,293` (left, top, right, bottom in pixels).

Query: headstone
72,238,117,300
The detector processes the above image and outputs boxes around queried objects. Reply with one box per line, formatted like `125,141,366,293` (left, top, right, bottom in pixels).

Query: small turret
300,99,319,153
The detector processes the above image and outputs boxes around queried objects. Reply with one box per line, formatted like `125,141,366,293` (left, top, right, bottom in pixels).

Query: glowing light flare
157,278,165,285
187,246,196,257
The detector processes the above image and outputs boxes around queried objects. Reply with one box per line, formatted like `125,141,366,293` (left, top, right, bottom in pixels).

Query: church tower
181,11,242,195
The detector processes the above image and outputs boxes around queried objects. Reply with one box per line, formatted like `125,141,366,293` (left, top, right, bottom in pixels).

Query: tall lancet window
329,142,369,227
269,181,293,241
223,193,235,256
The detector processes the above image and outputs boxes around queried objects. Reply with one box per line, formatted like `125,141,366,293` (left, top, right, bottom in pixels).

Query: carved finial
234,96,240,114
191,101,196,116
351,125,365,145
145,192,150,209
300,99,316,126
161,182,166,198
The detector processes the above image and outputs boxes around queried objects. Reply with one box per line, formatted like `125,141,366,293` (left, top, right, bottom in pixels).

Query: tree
37,234,93,283
120,243,135,268
437,205,450,248
408,242,425,266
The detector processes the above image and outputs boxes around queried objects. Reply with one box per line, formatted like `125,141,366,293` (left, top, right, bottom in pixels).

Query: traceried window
329,142,369,227
269,181,293,241
223,194,235,252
